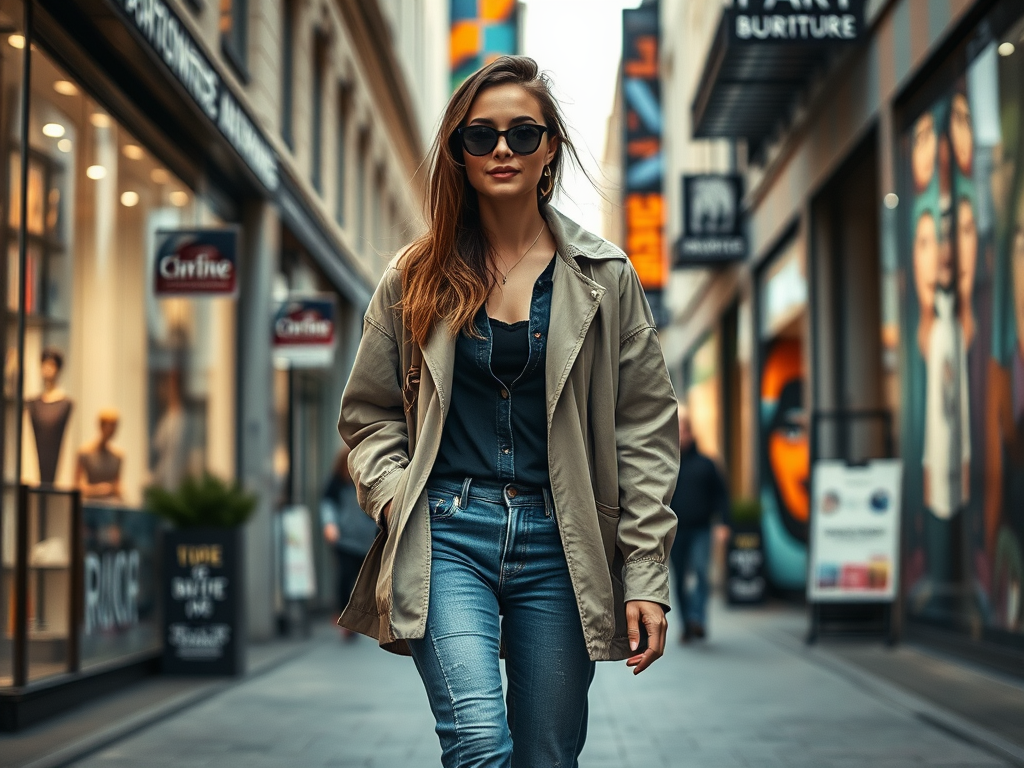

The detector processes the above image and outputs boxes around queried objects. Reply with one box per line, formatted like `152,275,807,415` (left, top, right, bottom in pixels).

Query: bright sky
521,0,643,236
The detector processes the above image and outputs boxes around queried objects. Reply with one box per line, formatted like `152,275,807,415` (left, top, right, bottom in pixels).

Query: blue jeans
408,478,595,768
671,525,711,627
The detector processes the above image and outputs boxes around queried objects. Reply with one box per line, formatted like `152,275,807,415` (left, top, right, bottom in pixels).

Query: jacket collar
419,206,624,421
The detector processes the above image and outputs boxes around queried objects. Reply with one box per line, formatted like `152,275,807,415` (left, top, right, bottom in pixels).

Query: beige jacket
338,206,679,661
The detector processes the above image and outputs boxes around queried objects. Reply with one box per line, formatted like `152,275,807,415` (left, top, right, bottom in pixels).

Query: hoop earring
539,165,554,199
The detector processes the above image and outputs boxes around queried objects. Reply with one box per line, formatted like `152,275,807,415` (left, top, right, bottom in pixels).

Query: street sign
675,174,747,267
808,459,902,603
154,229,238,297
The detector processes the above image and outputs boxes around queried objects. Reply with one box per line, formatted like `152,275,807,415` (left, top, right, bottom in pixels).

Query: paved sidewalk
60,604,1011,768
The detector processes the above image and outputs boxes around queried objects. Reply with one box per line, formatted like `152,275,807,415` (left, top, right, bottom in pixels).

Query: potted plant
725,497,766,605
146,474,257,676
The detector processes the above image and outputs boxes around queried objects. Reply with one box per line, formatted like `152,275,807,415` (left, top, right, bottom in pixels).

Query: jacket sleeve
338,269,408,527
614,263,680,609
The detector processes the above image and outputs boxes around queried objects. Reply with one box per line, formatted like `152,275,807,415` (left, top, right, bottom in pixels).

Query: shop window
219,0,248,78
897,0,1024,640
0,43,238,685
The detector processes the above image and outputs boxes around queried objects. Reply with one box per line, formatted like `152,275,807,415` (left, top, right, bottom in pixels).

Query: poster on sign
154,229,238,297
808,459,903,602
272,294,337,368
280,506,317,600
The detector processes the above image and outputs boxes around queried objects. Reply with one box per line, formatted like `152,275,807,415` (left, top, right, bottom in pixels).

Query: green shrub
144,473,257,529
730,497,761,525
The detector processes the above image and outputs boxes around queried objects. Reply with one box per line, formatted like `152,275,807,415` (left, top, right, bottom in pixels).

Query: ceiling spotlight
120,191,140,207
122,144,144,160
86,165,107,180
150,168,171,184
169,190,189,207
8,34,24,50
53,80,79,96
57,139,72,153
89,113,112,128
999,42,1015,57
42,123,65,138
883,192,899,210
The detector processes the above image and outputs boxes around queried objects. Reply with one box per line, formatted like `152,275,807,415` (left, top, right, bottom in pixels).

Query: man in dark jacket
670,405,729,642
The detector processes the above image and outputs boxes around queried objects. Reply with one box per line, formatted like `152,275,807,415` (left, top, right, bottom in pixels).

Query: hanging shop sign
154,228,238,297
808,459,902,603
113,0,279,193
675,174,747,266
162,528,243,675
272,294,337,368
726,529,767,604
622,2,666,304
729,0,866,44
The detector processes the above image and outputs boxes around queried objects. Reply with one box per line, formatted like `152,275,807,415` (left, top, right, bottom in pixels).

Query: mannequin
75,408,124,501
26,348,73,485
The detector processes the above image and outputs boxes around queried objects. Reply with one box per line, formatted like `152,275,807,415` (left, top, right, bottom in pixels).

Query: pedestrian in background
670,404,729,643
338,55,679,768
320,446,378,639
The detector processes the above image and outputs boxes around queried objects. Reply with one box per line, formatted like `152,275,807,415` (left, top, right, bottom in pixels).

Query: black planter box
161,528,244,675
726,525,767,605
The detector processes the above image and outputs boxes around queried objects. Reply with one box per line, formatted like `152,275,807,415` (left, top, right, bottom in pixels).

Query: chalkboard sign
161,528,243,675
726,528,766,604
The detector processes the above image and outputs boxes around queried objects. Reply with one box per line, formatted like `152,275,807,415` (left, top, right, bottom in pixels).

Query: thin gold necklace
495,224,545,285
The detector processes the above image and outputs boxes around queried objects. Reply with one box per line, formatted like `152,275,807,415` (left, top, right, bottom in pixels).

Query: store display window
897,0,1024,644
1,28,237,686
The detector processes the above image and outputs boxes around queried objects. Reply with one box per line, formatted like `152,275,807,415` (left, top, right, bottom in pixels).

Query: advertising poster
153,229,238,297
622,2,666,310
759,336,809,590
272,294,337,368
898,28,1024,637
450,0,518,91
809,460,903,602
280,506,317,600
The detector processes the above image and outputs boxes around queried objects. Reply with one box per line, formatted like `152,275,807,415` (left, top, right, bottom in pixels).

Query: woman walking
338,56,679,768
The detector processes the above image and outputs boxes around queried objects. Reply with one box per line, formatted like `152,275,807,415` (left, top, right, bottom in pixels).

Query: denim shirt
431,256,555,487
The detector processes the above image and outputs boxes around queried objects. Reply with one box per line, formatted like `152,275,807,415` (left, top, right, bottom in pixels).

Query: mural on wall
450,0,518,92
759,337,808,590
900,29,1024,636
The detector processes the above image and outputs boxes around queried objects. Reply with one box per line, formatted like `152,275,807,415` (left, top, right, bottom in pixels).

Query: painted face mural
760,337,808,590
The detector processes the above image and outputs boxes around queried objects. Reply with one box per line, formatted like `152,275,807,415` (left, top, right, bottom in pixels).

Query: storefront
895,0,1023,662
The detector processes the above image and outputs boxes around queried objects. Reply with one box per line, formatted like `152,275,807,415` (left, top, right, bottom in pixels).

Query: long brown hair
401,56,583,345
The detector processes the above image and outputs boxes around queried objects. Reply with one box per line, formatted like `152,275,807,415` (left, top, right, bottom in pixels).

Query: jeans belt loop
542,487,554,518
458,477,473,509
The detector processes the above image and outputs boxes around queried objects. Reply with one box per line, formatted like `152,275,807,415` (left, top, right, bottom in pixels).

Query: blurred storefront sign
153,229,238,297
808,460,902,602
675,174,747,267
272,295,337,369
622,2,666,318
726,529,766,604
729,0,866,44
111,0,279,193
162,528,243,676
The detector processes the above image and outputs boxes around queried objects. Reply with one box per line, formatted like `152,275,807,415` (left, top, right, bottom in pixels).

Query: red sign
154,229,237,296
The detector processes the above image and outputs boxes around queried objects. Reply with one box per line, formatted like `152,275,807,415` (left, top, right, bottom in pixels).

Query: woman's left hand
624,600,667,675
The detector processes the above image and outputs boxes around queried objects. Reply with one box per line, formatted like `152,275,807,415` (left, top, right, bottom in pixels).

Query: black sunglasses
455,123,549,157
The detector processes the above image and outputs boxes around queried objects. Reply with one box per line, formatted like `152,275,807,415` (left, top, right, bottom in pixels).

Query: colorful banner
154,229,238,297
272,294,337,368
450,0,518,91
809,460,903,602
622,3,665,295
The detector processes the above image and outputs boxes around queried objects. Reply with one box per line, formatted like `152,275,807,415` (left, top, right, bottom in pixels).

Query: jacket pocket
595,502,620,566
427,492,459,521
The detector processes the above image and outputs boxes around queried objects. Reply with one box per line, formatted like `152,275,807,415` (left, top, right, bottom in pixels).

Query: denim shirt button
533,332,542,339
502,447,510,454
500,388,509,399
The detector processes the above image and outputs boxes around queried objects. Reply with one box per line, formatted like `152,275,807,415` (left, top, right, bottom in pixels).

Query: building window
335,85,349,226
356,130,368,250
311,33,327,192
219,0,248,78
281,0,296,149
